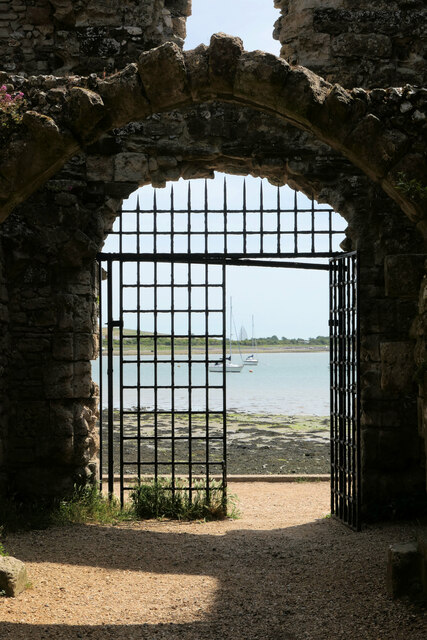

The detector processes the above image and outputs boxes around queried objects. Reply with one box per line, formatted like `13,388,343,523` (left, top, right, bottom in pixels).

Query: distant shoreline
101,346,329,355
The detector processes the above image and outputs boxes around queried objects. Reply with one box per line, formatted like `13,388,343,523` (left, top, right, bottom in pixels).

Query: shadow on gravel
3,516,427,640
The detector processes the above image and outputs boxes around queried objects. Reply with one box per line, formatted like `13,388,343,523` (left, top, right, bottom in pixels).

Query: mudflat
101,411,330,476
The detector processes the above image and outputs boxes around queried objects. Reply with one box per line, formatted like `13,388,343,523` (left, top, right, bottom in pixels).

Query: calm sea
92,351,330,416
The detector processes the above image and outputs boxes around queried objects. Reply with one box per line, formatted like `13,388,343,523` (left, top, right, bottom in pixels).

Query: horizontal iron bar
122,461,224,466
121,410,224,415
98,252,337,261
122,384,223,389
98,253,330,270
122,435,224,441
120,207,334,214
108,229,341,236
120,309,223,314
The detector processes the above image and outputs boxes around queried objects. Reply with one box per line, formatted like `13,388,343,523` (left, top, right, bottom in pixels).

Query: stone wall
412,264,427,493
1,98,425,515
273,0,427,89
272,0,427,515
0,194,100,496
0,0,191,75
0,240,8,489
0,0,426,518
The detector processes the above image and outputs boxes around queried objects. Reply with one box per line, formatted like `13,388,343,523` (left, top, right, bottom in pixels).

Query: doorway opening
96,175,360,529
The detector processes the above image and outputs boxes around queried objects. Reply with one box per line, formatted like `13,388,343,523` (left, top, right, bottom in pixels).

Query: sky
184,0,281,54
102,1,346,340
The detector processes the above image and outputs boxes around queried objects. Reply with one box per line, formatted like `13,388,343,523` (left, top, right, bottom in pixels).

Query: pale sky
102,1,345,339
184,0,281,55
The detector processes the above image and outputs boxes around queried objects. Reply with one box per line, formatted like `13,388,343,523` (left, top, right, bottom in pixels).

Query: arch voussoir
0,35,425,227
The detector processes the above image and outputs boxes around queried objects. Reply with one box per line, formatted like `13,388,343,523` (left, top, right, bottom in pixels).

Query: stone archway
0,36,426,229
1,91,425,519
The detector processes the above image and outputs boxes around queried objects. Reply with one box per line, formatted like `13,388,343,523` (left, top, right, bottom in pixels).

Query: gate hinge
108,320,123,328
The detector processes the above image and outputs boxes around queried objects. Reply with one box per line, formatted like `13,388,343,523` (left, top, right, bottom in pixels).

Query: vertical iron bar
204,179,209,257
223,177,228,256
106,258,114,498
293,189,298,254
222,263,227,509
276,186,281,254
260,181,264,255
329,260,336,514
243,179,247,255
171,185,176,496
136,194,141,483
204,182,210,502
311,196,315,254
153,189,158,482
329,210,333,254
119,214,124,506
98,259,103,492
187,182,193,501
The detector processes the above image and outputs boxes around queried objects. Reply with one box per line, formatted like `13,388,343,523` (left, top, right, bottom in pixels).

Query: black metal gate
329,252,360,530
98,254,227,506
97,178,360,525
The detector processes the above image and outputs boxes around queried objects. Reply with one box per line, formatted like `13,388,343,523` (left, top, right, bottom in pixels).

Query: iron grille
97,178,359,525
329,252,361,530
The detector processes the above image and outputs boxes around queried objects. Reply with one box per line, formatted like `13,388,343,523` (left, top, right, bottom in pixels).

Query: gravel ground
2,483,427,640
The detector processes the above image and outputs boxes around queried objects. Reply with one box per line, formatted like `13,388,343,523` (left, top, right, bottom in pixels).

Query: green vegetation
130,478,236,521
102,328,329,352
52,484,130,526
395,172,427,202
0,85,26,140
0,530,8,556
0,480,237,532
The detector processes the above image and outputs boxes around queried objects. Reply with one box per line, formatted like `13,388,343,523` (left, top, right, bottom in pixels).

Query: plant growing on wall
0,85,26,133
395,172,427,202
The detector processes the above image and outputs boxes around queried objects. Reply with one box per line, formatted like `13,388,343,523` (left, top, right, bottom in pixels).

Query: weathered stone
384,254,426,299
275,1,427,89
68,87,105,141
234,51,292,114
386,542,422,599
380,341,415,392
0,556,28,597
208,33,243,95
138,42,190,112
97,63,151,130
114,153,148,182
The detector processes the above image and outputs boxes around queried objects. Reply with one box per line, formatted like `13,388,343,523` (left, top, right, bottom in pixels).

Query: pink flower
0,85,6,91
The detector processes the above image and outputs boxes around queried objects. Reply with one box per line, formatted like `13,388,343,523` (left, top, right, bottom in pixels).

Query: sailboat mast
229,297,232,359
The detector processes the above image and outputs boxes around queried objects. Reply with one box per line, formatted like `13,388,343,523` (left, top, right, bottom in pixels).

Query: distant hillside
100,329,329,349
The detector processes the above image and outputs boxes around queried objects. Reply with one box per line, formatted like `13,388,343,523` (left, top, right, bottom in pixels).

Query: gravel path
1,483,426,639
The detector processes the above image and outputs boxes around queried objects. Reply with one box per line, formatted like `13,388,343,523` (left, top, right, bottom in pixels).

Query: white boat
243,316,258,365
209,357,244,373
209,298,243,373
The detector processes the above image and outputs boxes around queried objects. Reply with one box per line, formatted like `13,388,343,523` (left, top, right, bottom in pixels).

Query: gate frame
97,180,361,528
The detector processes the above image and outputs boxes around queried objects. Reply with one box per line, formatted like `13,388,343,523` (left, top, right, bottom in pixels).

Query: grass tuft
0,479,239,532
130,478,239,521
52,483,133,526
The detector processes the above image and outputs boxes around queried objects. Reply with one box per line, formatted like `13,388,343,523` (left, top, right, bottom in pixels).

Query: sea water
92,351,330,416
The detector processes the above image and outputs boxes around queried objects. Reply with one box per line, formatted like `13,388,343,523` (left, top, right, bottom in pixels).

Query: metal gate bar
104,179,345,259
99,257,227,506
329,252,360,530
